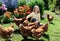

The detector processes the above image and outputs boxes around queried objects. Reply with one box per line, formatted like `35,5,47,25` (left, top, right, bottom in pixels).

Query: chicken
47,14,54,23
14,17,27,27
43,23,48,32
31,23,48,39
0,25,14,39
23,21,37,26
19,24,36,36
19,21,40,37
23,20,29,26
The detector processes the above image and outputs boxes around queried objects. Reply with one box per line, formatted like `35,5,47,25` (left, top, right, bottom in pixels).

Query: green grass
0,11,60,41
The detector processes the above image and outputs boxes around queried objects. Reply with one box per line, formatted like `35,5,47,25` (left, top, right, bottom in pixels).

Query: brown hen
47,14,54,23
0,25,14,39
14,17,27,27
31,23,48,39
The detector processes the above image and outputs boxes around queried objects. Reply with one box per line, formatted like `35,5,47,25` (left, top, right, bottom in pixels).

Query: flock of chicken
0,14,54,40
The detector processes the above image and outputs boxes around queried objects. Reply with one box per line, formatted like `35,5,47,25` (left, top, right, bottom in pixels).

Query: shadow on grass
21,38,33,41
14,29,50,41
21,39,45,41
21,34,49,41
50,22,55,25
42,34,50,41
5,39,11,41
14,29,21,34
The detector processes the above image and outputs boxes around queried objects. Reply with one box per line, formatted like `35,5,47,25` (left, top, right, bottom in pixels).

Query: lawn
0,11,60,41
